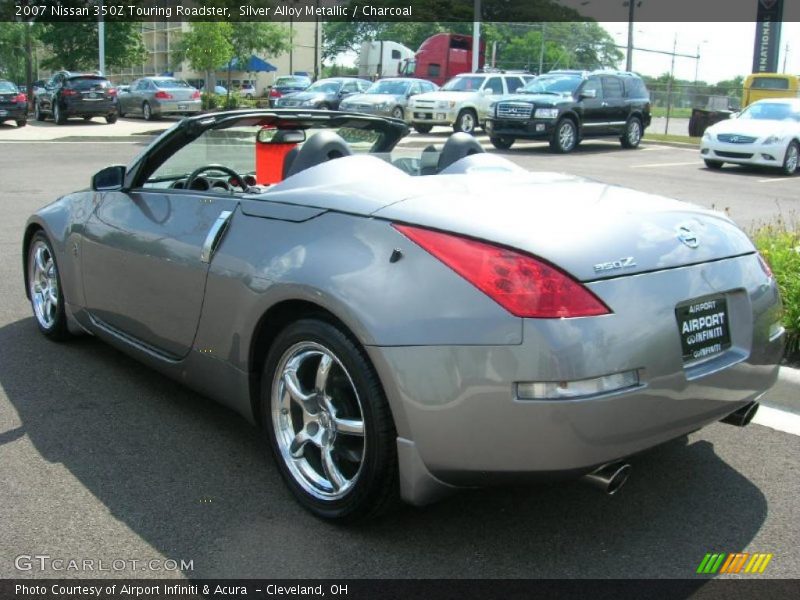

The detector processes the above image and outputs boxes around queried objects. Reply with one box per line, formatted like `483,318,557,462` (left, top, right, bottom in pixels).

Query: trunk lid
372,171,755,281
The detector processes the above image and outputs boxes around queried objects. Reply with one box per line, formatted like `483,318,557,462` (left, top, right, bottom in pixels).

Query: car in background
238,83,257,99
0,80,27,127
485,70,651,153
274,77,371,110
268,75,312,107
407,71,533,134
21,108,784,521
34,71,118,125
117,76,201,121
339,77,438,120
30,79,47,99
701,98,800,175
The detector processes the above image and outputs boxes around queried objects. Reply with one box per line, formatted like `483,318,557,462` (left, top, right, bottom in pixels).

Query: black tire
83,116,92,122
704,159,724,170
105,114,118,124
53,101,66,125
390,106,404,120
34,101,45,121
490,136,515,150
549,118,578,153
318,103,332,110
781,141,799,176
620,116,643,149
142,102,154,121
17,119,27,127
261,319,398,522
413,123,433,134
26,231,71,341
453,109,477,134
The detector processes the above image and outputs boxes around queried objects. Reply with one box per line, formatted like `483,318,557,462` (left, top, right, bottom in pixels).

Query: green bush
751,218,800,358
201,92,219,111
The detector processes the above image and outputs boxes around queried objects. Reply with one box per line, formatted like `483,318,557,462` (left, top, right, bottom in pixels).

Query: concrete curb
642,139,700,149
761,365,800,414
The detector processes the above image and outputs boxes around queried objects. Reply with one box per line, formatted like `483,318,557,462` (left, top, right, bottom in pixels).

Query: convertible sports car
24,109,784,521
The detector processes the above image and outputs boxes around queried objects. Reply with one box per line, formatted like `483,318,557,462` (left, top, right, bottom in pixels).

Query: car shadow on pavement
0,317,768,581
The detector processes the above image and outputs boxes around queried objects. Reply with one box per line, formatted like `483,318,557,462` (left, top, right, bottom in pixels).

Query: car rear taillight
269,88,282,98
393,224,611,318
757,253,774,279
154,90,173,100
191,90,201,99
12,93,27,103
61,88,78,96
107,87,117,97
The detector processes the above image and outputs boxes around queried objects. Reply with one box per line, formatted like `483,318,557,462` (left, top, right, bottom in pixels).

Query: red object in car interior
269,88,282,98
255,128,297,185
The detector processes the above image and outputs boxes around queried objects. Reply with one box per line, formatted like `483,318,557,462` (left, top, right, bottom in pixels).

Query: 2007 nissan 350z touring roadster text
23,110,784,521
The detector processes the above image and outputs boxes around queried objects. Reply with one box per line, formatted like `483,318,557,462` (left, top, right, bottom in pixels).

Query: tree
224,22,291,103
0,22,26,82
38,22,146,72
173,22,234,96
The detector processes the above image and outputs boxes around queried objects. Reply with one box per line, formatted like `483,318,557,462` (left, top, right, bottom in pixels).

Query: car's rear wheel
704,159,724,170
17,119,26,127
106,114,117,124
414,124,433,134
550,118,577,153
262,319,398,522
53,102,66,125
318,103,331,110
83,116,92,122
781,141,799,175
27,232,71,341
34,102,45,121
620,117,642,149
490,136,515,150
142,102,154,121
453,109,477,134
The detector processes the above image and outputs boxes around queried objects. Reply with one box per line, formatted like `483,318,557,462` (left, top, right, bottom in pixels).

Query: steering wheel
185,164,248,192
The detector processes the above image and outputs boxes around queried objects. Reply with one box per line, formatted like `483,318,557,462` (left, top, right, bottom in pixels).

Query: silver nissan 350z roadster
23,109,784,521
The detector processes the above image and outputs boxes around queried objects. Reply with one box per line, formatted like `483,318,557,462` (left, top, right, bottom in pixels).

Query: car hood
342,93,402,105
412,91,477,103
260,155,754,281
495,92,571,106
708,117,798,138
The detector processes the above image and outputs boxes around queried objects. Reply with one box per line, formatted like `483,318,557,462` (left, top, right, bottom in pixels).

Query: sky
601,22,800,83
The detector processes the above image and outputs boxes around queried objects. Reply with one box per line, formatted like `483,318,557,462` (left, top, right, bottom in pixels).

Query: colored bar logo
696,552,773,574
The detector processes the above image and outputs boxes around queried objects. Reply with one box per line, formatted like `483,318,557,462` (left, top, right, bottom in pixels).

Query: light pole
97,0,105,74
472,0,481,72
624,0,641,72
693,40,707,84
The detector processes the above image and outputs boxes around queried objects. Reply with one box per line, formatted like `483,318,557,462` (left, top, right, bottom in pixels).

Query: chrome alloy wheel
459,111,475,133
29,240,59,329
786,144,799,173
559,121,576,150
271,342,366,500
627,120,641,145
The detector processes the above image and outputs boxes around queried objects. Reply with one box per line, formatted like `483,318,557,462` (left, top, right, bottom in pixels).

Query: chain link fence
647,82,742,116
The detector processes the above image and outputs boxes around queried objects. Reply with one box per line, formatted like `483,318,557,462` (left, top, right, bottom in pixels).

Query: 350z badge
593,257,637,273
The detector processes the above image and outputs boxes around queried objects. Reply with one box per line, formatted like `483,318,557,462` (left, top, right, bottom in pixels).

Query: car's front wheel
490,136,515,150
391,106,404,120
262,319,398,522
34,101,45,121
27,232,71,341
781,141,799,175
704,159,724,170
16,119,26,127
106,114,118,124
550,118,578,153
620,117,642,149
53,102,66,125
453,109,477,134
142,102,154,121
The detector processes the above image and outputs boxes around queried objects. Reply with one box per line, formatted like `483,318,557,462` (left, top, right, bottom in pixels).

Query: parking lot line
753,405,800,436
757,177,794,183
631,161,700,168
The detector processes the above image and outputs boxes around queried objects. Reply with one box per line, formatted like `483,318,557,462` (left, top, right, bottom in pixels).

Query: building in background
108,21,321,96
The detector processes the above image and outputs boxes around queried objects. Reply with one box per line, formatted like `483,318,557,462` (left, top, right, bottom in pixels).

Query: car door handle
200,210,234,263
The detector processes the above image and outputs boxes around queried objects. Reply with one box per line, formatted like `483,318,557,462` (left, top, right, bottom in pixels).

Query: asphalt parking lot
0,125,799,580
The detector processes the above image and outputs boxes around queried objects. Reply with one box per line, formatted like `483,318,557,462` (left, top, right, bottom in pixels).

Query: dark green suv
485,70,651,153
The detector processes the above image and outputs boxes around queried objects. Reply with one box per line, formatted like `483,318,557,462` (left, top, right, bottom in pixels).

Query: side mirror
92,165,126,191
481,88,494,96
729,111,740,119
580,89,597,99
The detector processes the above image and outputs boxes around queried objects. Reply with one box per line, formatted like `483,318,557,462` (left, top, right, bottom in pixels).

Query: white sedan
701,98,800,175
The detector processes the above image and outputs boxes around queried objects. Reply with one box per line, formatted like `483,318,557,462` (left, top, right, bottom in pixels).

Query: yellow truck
742,73,800,107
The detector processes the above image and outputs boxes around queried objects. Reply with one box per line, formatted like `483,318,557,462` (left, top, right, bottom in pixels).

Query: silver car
22,109,784,522
339,78,438,120
117,76,201,120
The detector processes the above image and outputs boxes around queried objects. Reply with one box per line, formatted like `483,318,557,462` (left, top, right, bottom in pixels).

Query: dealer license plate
178,104,187,110
675,295,731,362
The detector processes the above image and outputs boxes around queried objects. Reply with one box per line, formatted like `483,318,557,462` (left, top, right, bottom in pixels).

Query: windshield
68,77,111,91
276,77,310,87
305,80,341,94
739,101,800,121
0,81,17,93
154,79,192,89
520,75,582,94
365,80,410,95
442,76,485,92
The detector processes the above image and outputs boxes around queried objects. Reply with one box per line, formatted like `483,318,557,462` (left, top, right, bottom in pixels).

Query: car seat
285,131,353,177
437,133,485,171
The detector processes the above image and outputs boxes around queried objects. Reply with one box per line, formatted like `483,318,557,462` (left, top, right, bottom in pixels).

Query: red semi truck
398,33,486,86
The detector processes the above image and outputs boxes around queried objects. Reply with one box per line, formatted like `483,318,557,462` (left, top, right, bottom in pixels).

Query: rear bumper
152,99,202,115
64,100,116,116
0,104,27,120
367,254,784,504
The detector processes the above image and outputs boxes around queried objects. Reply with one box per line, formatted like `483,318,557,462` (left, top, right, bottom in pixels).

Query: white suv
407,72,533,134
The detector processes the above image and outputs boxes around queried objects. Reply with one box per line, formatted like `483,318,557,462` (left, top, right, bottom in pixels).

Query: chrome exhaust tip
721,402,759,427
581,462,631,496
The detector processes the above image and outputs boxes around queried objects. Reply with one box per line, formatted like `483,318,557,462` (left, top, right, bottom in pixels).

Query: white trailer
358,41,414,79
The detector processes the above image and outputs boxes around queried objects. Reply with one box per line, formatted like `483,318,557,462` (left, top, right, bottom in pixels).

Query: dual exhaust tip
579,402,760,496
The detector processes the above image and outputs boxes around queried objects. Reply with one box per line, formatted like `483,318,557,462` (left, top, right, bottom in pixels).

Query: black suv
35,71,118,125
485,70,651,153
